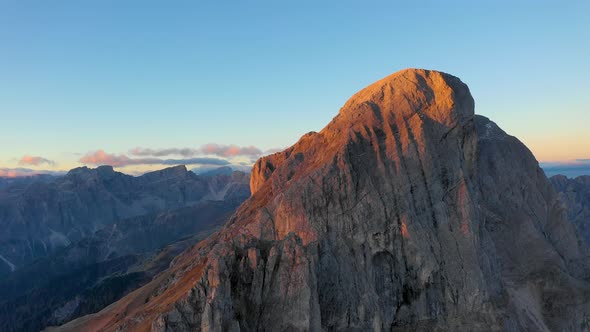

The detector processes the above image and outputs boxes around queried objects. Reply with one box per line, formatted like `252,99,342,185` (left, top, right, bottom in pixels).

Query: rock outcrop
551,175,590,245
53,69,590,332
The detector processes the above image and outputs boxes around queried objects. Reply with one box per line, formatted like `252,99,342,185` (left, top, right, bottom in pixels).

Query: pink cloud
79,150,230,167
0,169,19,178
79,150,131,167
0,168,64,178
129,147,197,157
129,144,263,158
18,155,54,166
199,144,262,157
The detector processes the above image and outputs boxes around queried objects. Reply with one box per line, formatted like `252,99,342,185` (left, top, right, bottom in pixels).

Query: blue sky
0,1,589,175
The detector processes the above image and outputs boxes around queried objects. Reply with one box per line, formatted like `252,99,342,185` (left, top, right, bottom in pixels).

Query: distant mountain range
0,165,250,331
0,165,248,270
0,174,58,193
544,164,590,178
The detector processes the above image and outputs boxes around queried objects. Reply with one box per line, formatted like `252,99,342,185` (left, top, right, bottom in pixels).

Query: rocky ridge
0,165,247,270
54,69,590,332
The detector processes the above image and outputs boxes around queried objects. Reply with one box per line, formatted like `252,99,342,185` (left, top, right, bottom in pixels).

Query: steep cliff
551,175,590,245
54,69,590,332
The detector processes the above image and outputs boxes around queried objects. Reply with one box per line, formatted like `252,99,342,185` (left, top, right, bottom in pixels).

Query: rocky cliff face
550,175,590,246
54,69,590,332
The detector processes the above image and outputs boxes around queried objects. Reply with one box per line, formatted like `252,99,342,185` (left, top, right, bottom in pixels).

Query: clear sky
1,1,589,176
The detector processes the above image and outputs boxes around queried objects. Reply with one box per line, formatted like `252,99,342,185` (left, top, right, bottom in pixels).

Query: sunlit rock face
55,69,590,332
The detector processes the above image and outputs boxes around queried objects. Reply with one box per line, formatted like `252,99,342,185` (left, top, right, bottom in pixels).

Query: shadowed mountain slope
551,175,590,246
0,165,248,270
0,167,251,331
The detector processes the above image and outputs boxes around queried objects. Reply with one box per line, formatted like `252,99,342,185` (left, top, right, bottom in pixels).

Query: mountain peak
56,70,590,332
65,165,122,182
337,68,473,128
66,166,90,175
251,68,475,195
96,165,114,172
140,165,189,181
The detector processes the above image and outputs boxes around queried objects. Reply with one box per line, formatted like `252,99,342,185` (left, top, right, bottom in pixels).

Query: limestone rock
53,69,590,332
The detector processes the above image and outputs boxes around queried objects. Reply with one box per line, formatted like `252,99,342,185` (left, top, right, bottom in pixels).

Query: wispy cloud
79,150,230,167
18,155,55,166
0,168,64,178
79,150,130,167
129,147,198,157
162,158,229,166
263,147,284,155
200,144,262,158
79,144,281,169
129,144,263,158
